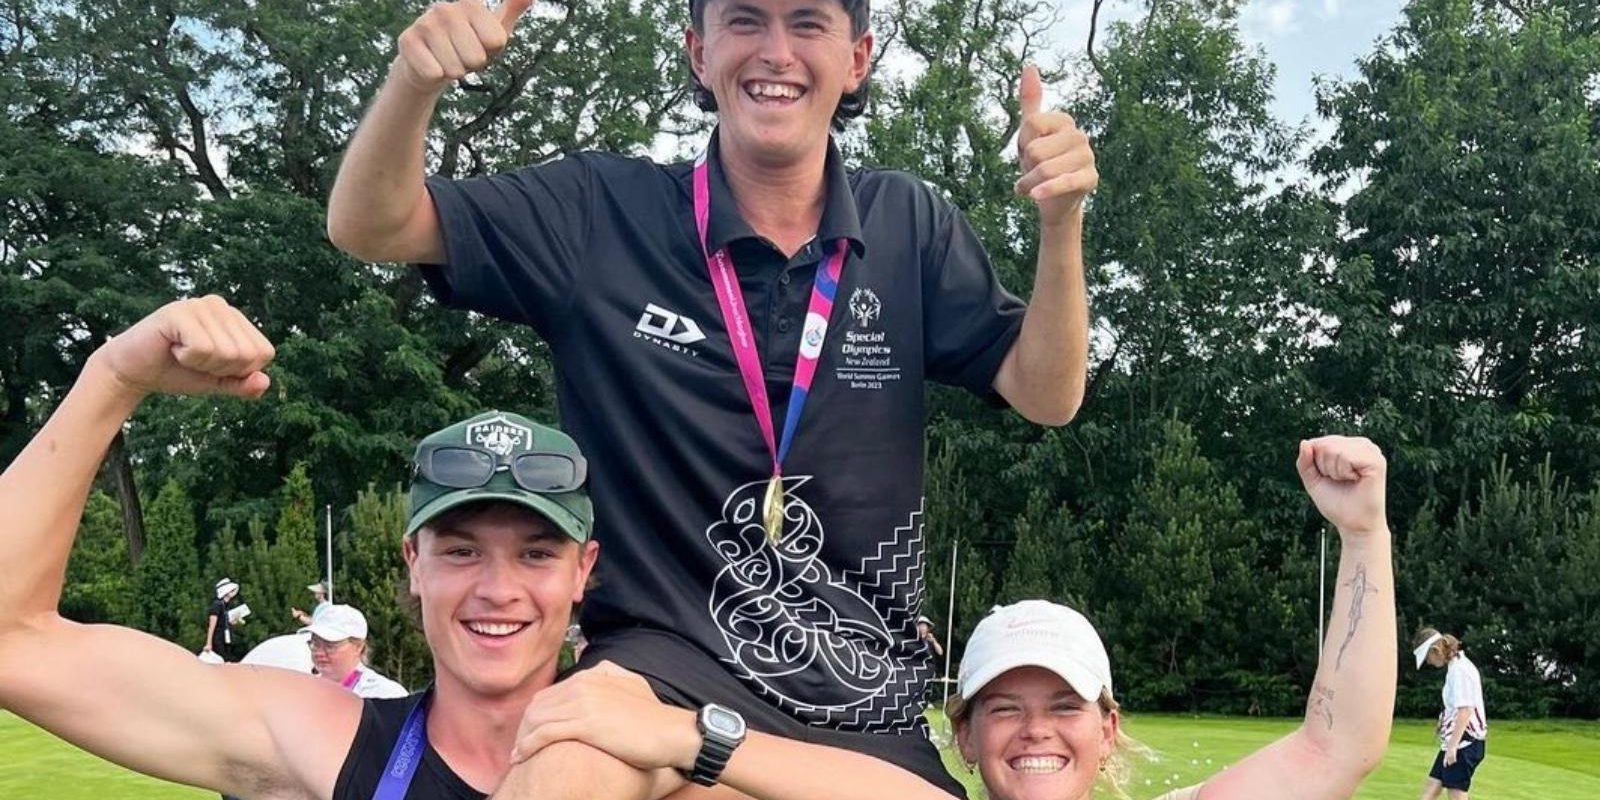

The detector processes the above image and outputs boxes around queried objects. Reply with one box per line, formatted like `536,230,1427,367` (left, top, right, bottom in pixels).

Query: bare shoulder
231,664,366,799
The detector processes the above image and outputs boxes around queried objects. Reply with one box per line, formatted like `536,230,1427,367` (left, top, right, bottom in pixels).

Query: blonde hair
1413,627,1462,661
947,687,1154,800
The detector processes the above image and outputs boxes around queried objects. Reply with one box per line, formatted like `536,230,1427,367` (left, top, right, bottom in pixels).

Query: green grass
928,710,1600,799
4,710,1598,799
0,712,212,800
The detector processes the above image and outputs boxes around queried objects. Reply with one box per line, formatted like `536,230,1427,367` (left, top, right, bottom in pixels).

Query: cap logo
466,414,533,457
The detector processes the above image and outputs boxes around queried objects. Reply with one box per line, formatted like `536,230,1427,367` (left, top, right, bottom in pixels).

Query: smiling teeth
1011,756,1066,774
749,82,802,99
467,622,525,636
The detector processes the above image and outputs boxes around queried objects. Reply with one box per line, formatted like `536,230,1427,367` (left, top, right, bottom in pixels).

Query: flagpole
326,504,335,604
1318,529,1327,658
943,539,958,709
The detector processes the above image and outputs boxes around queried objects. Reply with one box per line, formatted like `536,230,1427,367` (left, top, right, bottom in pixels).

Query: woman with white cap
508,435,1398,800
201,578,242,662
303,603,408,700
1411,628,1487,799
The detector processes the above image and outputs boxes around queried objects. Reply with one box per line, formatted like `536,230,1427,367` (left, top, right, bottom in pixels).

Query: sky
1049,0,1409,134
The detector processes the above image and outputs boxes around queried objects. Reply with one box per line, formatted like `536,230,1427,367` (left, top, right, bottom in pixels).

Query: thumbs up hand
1014,65,1098,225
394,0,533,94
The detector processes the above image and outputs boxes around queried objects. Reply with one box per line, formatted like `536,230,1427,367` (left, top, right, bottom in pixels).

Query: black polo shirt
419,133,1023,734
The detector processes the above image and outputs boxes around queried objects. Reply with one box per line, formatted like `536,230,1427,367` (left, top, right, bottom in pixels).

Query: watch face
706,706,744,736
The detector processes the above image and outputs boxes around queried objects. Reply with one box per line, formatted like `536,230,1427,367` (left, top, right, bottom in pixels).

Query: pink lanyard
340,668,361,690
692,150,849,540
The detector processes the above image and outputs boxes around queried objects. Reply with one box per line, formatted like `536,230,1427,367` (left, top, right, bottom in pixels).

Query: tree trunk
105,431,147,566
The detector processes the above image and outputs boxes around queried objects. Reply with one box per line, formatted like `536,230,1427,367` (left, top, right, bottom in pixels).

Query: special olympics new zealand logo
465,415,531,456
848,288,881,328
705,476,897,721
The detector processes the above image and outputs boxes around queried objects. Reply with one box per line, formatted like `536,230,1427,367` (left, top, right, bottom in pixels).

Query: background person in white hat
202,578,243,662
502,436,1398,800
916,614,945,658
304,604,408,700
1412,628,1488,799
292,580,332,626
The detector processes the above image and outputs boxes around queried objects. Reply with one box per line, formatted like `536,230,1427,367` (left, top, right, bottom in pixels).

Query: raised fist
1297,436,1388,537
95,296,275,400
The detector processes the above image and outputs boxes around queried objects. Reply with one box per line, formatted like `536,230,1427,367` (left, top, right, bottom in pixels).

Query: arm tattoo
1311,684,1336,731
1336,562,1379,670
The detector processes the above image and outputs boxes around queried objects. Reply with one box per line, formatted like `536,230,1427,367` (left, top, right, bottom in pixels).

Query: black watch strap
686,704,745,786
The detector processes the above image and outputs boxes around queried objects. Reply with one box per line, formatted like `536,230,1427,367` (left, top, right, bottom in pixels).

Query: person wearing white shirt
291,580,332,626
303,604,408,700
1414,628,1489,799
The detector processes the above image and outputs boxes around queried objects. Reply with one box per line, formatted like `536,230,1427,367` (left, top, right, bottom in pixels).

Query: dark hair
688,0,872,131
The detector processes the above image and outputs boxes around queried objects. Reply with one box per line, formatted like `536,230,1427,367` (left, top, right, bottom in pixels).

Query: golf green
4,710,1598,798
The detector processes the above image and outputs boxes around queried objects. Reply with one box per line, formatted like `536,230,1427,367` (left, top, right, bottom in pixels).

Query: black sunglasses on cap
413,444,588,494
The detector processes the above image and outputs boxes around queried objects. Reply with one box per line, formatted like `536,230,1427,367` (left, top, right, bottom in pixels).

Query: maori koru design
706,476,911,727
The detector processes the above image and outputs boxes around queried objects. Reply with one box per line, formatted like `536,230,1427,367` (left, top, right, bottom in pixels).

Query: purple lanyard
692,150,849,484
372,694,429,800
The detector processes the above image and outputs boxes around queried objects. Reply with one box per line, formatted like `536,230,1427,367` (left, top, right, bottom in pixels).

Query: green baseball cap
405,411,593,542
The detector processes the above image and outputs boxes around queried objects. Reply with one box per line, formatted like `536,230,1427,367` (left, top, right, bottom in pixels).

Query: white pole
325,504,335,604
942,539,958,709
1318,529,1327,659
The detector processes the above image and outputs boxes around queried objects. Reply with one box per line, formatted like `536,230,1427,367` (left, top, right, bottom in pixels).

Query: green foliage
1399,459,1600,717
61,491,137,625
1313,0,1600,518
336,484,431,688
134,481,204,648
4,0,1599,718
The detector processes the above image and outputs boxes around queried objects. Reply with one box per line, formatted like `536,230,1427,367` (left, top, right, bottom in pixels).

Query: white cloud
1245,0,1301,37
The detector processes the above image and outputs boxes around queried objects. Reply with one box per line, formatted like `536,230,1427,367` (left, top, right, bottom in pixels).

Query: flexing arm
1189,436,1397,799
0,297,359,797
326,0,531,264
992,65,1093,426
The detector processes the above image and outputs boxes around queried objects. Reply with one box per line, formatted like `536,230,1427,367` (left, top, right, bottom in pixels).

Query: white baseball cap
302,604,368,642
957,600,1113,703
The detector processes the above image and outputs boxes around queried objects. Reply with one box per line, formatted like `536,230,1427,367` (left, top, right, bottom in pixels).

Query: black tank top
333,694,485,800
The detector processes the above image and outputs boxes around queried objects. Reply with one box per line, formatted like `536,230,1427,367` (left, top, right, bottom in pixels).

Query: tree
1401,459,1600,717
134,480,205,648
337,483,430,688
1099,420,1294,712
231,464,321,648
61,491,138,625
1313,0,1600,521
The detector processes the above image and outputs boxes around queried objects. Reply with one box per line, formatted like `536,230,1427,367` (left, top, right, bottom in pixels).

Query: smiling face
687,0,872,167
402,502,599,700
956,667,1118,800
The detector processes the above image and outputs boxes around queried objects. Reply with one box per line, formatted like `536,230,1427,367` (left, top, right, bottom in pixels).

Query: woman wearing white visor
1412,628,1487,799
507,436,1398,800
303,604,408,700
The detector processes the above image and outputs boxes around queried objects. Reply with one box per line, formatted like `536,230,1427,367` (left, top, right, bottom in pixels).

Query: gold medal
762,474,785,544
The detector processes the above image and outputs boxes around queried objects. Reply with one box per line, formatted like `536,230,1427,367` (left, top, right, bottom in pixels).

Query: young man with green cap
329,1,1095,797
0,296,612,798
